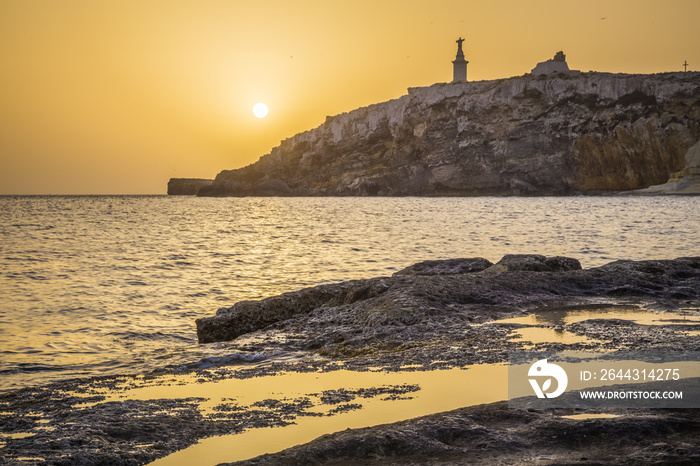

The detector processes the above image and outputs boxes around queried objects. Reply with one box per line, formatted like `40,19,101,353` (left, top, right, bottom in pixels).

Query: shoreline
1,255,699,464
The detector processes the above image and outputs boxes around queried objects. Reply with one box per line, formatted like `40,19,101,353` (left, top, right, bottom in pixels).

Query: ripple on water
1,195,699,391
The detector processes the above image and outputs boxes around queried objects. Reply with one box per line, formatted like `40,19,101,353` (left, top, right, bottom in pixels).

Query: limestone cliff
630,139,700,194
199,72,700,197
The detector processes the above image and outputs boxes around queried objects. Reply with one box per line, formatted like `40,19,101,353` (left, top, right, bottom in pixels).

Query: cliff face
199,72,700,196
630,139,700,194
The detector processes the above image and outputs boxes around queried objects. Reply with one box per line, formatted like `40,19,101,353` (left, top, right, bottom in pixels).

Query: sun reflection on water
1,195,699,390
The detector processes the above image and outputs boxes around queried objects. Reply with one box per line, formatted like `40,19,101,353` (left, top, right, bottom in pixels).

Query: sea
1,195,698,393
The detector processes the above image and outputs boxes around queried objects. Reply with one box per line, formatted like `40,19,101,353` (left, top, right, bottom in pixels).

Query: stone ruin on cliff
531,51,579,76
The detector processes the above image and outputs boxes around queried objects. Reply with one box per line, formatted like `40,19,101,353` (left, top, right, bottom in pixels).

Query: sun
252,103,268,118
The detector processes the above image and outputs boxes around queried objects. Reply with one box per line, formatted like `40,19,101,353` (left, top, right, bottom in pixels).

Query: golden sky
1,0,698,194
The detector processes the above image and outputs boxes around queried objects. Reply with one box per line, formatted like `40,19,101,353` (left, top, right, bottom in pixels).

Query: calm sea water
1,195,698,392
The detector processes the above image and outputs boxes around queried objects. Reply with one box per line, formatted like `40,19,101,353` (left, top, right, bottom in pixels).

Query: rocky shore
196,254,700,362
1,255,699,465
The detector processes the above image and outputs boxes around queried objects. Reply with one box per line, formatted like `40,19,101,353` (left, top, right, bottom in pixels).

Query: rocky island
171,69,700,197
167,178,214,195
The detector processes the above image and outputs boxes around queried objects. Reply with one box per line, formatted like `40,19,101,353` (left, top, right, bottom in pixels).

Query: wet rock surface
0,387,283,465
196,255,699,364
393,257,494,276
0,377,422,465
227,402,700,465
2,255,700,465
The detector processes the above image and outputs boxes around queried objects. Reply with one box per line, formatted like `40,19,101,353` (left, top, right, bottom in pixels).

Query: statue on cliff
456,37,465,55
452,37,468,83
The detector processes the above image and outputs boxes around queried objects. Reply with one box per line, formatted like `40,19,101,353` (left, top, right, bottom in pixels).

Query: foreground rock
2,255,699,465
194,72,700,197
197,254,700,349
229,402,700,465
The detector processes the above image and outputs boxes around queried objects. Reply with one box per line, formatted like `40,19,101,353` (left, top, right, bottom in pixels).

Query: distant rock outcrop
194,72,700,197
167,178,214,195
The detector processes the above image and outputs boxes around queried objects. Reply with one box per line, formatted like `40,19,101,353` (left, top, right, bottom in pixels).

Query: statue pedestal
452,58,468,83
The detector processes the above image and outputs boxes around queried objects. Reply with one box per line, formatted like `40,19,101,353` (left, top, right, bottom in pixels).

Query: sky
1,0,699,194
